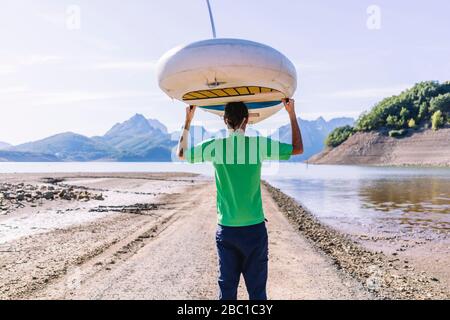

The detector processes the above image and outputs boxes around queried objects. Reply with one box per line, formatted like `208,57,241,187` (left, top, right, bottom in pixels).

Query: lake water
1,162,449,237
265,164,450,238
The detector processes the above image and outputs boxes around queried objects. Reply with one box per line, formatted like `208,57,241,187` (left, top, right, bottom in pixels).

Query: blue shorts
216,222,268,300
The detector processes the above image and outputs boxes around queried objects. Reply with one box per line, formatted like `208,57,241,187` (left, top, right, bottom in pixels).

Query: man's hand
282,98,296,116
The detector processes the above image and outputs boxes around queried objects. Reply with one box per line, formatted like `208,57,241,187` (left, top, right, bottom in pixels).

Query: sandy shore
0,173,447,300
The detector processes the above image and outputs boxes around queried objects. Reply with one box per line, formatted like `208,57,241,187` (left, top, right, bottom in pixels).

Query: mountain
270,117,355,162
148,119,168,134
3,114,355,162
103,114,167,139
0,150,59,162
11,132,115,161
8,115,175,162
327,117,357,129
0,141,11,150
97,114,174,161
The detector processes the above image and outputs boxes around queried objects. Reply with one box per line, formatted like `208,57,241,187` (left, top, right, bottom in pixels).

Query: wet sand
0,173,447,300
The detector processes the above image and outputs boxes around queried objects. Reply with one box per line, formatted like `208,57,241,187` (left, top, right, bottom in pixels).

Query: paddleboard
157,38,298,124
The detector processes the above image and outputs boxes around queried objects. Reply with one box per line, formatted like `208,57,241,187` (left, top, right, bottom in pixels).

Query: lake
265,164,450,238
1,162,449,237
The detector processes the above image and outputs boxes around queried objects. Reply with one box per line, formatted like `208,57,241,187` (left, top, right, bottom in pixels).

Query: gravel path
8,176,372,300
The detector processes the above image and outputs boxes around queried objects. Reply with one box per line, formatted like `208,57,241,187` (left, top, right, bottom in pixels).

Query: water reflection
266,165,450,235
360,178,450,215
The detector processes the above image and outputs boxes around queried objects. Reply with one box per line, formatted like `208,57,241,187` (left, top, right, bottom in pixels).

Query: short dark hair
224,102,249,130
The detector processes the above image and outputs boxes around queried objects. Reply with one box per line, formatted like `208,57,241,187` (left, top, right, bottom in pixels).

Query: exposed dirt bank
309,128,450,167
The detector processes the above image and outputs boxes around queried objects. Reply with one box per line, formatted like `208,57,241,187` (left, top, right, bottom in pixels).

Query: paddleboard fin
206,0,217,39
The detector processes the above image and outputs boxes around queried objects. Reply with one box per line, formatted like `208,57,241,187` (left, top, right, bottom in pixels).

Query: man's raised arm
177,106,196,160
282,99,304,155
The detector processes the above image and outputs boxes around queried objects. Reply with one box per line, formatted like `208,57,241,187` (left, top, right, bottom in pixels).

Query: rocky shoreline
264,182,449,300
0,179,105,215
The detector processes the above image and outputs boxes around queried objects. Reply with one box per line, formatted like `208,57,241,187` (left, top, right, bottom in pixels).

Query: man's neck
228,128,246,136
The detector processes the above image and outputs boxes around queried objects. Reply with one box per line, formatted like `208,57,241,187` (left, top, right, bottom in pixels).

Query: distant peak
147,118,168,133
55,131,80,137
104,114,170,138
130,113,147,121
0,141,12,149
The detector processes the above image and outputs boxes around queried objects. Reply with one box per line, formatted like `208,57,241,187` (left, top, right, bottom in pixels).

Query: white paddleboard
157,38,298,124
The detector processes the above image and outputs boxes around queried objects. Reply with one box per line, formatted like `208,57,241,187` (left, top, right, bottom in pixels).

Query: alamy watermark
367,5,382,30
66,5,81,30
170,125,285,176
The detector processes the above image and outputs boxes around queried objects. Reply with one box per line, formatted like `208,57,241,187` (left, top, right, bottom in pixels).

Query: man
177,99,303,300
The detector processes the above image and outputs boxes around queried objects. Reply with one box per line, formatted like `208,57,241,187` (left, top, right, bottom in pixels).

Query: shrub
386,115,398,128
389,129,407,138
431,110,444,130
430,93,450,115
400,107,409,120
325,125,355,147
418,102,429,121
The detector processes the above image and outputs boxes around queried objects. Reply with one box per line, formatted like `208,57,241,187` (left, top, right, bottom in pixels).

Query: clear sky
1,0,449,144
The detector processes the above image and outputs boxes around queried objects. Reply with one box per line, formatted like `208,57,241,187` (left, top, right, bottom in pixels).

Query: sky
0,0,449,145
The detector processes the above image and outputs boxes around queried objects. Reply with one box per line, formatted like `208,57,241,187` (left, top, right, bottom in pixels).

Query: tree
325,126,355,147
353,81,450,133
400,107,409,121
408,119,416,128
386,115,398,128
431,110,444,131
355,112,375,132
418,102,429,121
397,117,406,128
430,93,450,115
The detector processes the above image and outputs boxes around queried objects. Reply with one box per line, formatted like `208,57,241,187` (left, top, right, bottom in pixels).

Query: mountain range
0,114,353,162
0,142,11,150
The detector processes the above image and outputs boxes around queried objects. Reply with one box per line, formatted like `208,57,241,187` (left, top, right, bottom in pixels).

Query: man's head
224,102,249,131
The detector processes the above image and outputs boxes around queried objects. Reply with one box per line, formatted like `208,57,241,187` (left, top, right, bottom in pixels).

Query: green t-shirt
186,133,293,227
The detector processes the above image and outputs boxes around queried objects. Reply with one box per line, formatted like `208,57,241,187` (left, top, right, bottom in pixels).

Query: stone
43,191,54,200
5,193,16,200
95,194,105,201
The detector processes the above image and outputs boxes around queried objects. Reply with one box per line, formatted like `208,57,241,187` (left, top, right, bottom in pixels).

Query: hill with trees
325,81,450,148
311,81,450,167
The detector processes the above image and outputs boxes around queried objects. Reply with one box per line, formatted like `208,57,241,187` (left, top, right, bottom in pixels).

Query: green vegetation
432,110,444,131
389,129,407,138
408,118,416,128
325,125,354,147
326,81,450,147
